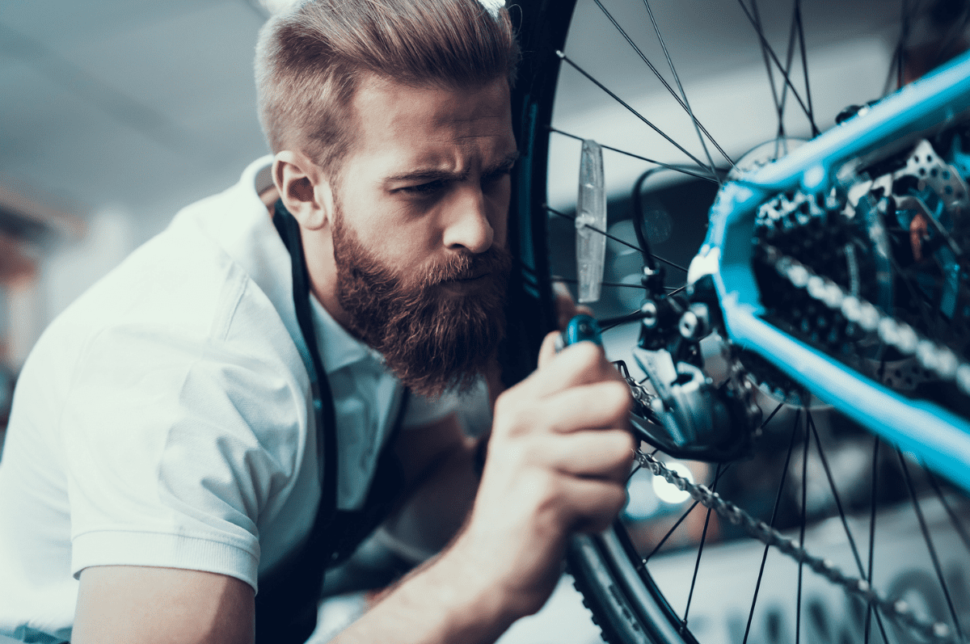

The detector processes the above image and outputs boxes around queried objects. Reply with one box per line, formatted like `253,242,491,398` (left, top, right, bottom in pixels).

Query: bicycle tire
509,2,700,642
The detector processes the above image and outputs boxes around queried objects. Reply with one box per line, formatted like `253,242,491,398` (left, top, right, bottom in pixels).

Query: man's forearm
330,541,517,644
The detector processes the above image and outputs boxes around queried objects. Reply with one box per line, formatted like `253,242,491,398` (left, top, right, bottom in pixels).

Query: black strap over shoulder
254,202,409,643
272,204,338,510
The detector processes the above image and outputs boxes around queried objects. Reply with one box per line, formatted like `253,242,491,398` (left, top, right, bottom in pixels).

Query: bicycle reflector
577,139,606,303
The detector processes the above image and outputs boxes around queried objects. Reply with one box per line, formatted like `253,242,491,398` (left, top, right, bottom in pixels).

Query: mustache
424,246,513,286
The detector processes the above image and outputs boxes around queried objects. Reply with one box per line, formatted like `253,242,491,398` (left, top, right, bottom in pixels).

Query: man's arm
70,332,629,644
331,332,634,644
379,411,480,561
72,566,254,644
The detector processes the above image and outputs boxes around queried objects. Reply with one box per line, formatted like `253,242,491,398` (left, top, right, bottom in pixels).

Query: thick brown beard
331,203,511,398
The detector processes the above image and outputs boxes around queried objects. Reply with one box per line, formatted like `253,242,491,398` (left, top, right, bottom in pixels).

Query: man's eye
402,181,445,195
482,169,512,189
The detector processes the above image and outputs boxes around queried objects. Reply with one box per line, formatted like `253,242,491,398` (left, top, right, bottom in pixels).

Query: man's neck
261,185,356,333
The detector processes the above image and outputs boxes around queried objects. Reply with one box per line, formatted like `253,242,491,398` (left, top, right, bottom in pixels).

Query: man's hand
452,331,634,616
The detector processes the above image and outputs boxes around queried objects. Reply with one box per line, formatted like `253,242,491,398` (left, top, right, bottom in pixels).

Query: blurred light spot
652,462,692,504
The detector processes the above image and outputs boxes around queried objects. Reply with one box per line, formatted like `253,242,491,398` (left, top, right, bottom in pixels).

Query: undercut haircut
255,0,520,178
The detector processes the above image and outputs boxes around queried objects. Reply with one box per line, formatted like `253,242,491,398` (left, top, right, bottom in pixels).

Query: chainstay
633,449,965,643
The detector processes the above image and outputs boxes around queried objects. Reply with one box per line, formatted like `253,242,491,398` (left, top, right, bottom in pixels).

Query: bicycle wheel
506,1,970,642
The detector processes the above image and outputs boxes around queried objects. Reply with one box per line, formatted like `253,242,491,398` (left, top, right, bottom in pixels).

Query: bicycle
500,1,970,642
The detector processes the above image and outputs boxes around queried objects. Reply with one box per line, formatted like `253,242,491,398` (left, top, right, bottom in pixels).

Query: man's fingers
540,429,635,481
530,340,625,398
555,476,628,534
542,382,632,434
538,331,560,368
496,379,632,441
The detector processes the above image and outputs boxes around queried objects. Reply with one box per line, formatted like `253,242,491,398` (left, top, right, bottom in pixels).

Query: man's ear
273,151,335,231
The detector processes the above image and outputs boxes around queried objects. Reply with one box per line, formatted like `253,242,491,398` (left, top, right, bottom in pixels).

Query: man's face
328,75,518,397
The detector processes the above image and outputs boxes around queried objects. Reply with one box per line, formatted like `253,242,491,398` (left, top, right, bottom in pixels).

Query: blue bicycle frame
698,50,970,491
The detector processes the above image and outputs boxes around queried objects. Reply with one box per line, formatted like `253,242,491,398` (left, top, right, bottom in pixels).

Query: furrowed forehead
342,75,515,176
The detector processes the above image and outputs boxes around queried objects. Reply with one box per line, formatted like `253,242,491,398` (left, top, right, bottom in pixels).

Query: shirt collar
308,292,384,374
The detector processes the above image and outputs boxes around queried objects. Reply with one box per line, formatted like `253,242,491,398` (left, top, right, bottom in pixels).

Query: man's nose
442,187,494,254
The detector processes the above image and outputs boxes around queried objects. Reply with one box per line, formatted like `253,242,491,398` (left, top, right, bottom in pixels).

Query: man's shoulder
35,158,301,379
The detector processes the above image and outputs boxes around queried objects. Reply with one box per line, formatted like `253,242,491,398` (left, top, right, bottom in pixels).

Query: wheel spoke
642,500,701,564
924,468,970,554
546,206,642,253
626,447,660,485
551,276,652,291
747,0,783,123
865,435,880,644
682,462,721,629
808,413,867,574
808,412,890,640
774,0,800,142
642,463,731,564
556,51,717,171
550,127,719,183
641,0,724,185
553,276,685,293
588,0,732,167
794,0,819,136
796,413,809,644
734,0,819,133
762,401,786,430
545,206,689,273
896,448,965,638
626,460,644,484
600,310,649,330
742,408,803,644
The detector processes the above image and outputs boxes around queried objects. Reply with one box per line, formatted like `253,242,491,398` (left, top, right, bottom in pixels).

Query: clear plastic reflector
576,139,606,303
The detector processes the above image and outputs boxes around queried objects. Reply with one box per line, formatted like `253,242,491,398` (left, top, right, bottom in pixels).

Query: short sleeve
63,309,309,592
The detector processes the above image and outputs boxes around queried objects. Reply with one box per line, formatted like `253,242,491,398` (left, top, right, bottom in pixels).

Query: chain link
762,244,970,397
635,446,963,642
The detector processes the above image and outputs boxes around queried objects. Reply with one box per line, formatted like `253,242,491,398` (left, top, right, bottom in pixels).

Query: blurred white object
478,0,506,16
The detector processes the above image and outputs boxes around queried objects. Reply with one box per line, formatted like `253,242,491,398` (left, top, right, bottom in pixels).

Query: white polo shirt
0,157,462,641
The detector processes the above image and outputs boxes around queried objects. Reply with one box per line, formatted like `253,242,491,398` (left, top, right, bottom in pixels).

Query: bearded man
0,1,634,643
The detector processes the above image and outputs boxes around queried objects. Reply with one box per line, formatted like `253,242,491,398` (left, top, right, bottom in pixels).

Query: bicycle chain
761,244,970,397
633,449,964,643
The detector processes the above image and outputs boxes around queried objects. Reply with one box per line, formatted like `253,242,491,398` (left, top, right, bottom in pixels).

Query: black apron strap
254,202,410,643
273,204,338,508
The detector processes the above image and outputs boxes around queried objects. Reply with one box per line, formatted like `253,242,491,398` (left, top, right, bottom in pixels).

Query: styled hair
255,0,520,178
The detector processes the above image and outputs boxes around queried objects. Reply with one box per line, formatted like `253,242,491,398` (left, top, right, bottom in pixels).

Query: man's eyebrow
384,168,465,183
384,151,520,183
